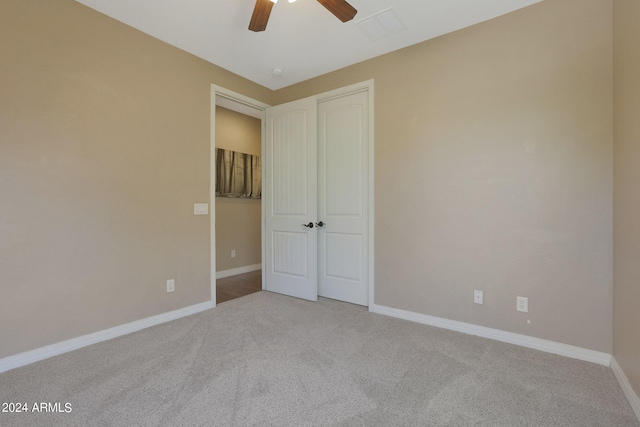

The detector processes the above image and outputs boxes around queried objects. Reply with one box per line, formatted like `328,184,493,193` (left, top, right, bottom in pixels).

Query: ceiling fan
249,0,357,32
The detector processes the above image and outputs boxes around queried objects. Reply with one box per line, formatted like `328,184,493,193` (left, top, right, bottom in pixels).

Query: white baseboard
611,356,640,422
370,304,612,366
0,300,215,374
216,263,261,279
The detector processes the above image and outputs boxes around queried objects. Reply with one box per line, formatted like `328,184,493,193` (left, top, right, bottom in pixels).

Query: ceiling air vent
356,8,405,41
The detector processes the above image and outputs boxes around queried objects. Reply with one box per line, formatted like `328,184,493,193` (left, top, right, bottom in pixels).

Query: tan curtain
216,148,261,198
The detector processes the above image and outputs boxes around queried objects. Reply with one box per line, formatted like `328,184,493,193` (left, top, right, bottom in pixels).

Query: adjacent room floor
216,270,262,304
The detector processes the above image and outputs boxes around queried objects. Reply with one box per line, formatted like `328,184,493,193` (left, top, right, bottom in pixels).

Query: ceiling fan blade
249,0,274,32
316,0,357,23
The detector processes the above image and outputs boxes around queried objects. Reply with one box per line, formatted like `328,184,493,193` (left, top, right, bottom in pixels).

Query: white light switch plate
194,203,209,215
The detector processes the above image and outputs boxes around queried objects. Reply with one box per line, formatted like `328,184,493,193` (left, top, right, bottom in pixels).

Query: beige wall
0,0,271,358
613,0,640,396
215,107,262,156
276,0,614,353
215,107,262,272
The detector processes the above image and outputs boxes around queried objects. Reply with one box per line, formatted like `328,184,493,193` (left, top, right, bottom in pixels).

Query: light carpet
0,291,638,426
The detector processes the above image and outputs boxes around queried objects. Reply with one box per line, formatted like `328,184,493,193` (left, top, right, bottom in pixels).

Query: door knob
315,221,325,228
302,222,314,228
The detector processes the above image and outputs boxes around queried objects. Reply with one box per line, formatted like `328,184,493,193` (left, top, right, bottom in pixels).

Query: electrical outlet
231,250,236,258
517,296,528,312
474,290,484,304
167,279,175,293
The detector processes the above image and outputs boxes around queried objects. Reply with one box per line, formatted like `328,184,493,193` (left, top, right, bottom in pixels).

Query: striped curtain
215,148,261,198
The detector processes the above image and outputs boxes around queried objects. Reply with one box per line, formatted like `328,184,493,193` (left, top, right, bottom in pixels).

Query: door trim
210,85,270,306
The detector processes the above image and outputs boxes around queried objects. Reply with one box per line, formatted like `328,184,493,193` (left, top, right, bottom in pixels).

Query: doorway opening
211,86,269,305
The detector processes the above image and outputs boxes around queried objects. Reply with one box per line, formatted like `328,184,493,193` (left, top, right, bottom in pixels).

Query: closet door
264,97,318,301
317,91,369,306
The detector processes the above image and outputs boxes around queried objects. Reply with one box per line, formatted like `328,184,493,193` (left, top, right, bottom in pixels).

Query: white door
264,96,318,301
317,91,369,306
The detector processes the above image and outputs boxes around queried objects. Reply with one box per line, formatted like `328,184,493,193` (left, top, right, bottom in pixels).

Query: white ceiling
76,0,542,91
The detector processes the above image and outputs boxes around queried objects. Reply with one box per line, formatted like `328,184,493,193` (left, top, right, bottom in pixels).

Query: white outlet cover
167,279,175,293
474,290,483,304
517,296,528,312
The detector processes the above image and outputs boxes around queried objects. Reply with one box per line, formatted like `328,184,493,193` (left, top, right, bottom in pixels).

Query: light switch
194,203,209,215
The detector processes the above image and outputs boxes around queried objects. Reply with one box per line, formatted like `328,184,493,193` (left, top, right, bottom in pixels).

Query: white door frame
210,85,270,306
210,80,374,308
